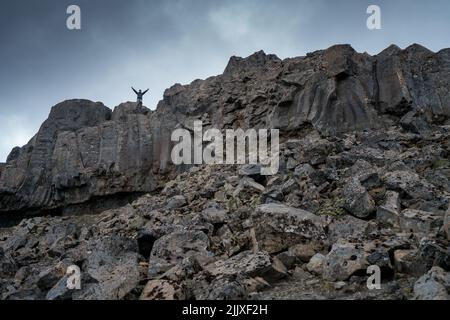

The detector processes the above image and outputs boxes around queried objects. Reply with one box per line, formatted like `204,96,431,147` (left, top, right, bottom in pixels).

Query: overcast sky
0,0,449,162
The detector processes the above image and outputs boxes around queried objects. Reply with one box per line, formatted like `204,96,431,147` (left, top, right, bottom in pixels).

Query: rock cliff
1,44,449,300
1,44,449,216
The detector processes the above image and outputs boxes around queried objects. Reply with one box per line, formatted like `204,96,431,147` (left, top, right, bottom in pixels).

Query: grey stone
140,280,188,300
413,267,450,300
76,236,140,300
252,203,327,253
393,249,423,275
306,253,326,275
376,191,401,226
347,159,380,189
165,195,187,210
201,205,228,225
238,164,262,176
400,110,430,134
384,170,434,200
294,164,315,179
327,215,370,243
233,177,265,198
148,230,211,278
321,241,368,281
343,177,375,218
280,178,298,195
46,276,73,300
205,251,287,283
205,277,248,300
334,281,347,290
399,209,443,235
37,260,73,291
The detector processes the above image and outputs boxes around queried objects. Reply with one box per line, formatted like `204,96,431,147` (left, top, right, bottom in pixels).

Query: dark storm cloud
0,0,449,161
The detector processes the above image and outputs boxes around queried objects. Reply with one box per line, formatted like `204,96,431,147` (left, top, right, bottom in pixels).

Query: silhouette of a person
132,87,149,104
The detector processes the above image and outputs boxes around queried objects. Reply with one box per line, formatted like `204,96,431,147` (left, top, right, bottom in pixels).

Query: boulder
140,280,188,300
148,230,212,278
45,276,73,300
205,277,249,300
376,191,401,226
280,178,298,195
399,209,444,235
327,215,370,243
285,242,324,264
75,236,140,300
413,267,450,300
393,249,423,275
201,204,228,225
294,164,315,179
252,203,327,253
306,253,326,275
384,170,434,200
37,260,73,291
233,177,265,198
418,238,450,271
204,251,287,283
238,164,262,177
347,159,380,189
343,178,375,218
400,110,430,134
321,241,368,281
165,195,187,210
160,256,203,282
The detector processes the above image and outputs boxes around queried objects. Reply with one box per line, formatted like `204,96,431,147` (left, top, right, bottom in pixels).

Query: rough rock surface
0,101,174,217
413,267,450,300
1,43,449,216
0,43,450,300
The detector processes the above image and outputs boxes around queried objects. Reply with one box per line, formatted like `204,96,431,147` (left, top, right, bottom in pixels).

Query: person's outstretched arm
132,87,138,94
143,89,149,95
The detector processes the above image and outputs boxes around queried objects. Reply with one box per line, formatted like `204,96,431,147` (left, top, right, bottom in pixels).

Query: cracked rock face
0,44,450,300
1,44,449,217
252,203,327,253
414,267,450,300
0,101,175,216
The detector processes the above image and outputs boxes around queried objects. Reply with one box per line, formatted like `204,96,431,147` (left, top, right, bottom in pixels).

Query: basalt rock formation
1,44,449,217
0,44,450,300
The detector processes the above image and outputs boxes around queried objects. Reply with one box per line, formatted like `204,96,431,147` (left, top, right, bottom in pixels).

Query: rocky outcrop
0,43,450,300
414,267,450,300
0,164,4,181
1,44,449,216
0,101,175,216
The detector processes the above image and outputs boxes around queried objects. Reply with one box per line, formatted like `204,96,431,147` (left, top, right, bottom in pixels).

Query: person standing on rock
132,87,149,105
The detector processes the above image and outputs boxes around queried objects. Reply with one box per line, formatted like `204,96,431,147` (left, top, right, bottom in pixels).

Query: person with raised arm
132,87,149,104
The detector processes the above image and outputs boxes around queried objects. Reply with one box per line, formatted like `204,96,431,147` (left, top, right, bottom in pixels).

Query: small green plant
315,197,346,217
432,159,450,170
227,197,238,211
249,194,262,209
